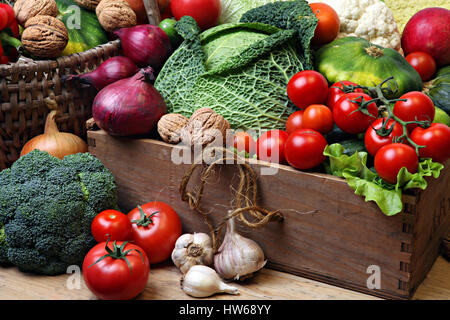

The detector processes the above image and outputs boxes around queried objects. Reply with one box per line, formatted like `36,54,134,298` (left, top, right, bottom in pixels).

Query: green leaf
324,144,444,216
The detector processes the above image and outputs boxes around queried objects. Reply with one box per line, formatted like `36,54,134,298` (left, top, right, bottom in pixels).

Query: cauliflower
307,0,401,50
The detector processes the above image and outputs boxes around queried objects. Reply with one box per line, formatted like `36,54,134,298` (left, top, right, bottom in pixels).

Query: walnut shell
96,0,137,32
14,0,58,26
181,108,230,149
22,16,69,59
158,114,189,144
75,0,101,10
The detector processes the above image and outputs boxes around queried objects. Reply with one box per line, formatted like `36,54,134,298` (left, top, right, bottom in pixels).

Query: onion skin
20,110,88,159
67,56,138,91
92,67,167,137
114,25,172,69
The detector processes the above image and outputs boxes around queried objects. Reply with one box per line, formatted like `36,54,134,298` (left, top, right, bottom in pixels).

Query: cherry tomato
333,93,378,134
257,130,289,164
309,3,340,46
287,70,329,109
91,209,133,243
284,129,328,170
230,131,257,155
374,143,419,184
302,104,334,134
364,118,404,156
286,110,304,134
83,240,150,300
128,201,182,264
411,123,450,163
405,52,437,82
393,92,435,131
170,0,221,31
326,81,364,110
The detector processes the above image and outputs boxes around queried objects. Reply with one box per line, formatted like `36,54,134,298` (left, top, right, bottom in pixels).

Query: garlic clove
181,265,239,298
172,233,214,274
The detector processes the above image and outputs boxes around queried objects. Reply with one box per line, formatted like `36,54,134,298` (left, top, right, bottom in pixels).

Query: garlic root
171,233,214,274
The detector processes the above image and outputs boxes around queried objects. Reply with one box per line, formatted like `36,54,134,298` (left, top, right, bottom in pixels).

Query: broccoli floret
0,150,118,275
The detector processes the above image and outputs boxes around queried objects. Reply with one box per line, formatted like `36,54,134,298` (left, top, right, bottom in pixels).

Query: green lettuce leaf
324,144,444,216
219,0,290,24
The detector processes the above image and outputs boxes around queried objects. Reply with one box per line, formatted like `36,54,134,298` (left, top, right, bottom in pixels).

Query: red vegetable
230,131,257,155
92,67,167,137
364,118,404,157
91,209,133,243
393,92,435,132
257,130,289,164
302,104,334,134
287,70,329,109
286,110,304,134
333,93,378,134
411,123,450,163
170,0,221,31
405,52,437,82
114,25,172,69
326,81,364,110
374,144,418,184
67,56,138,91
284,129,327,170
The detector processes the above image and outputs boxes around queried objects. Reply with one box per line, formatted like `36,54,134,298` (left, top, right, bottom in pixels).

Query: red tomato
287,70,329,109
286,110,304,134
83,240,150,300
393,92,435,131
284,129,328,170
91,209,132,243
411,123,450,163
326,81,364,110
333,93,378,134
257,130,289,164
0,8,8,30
128,202,182,264
170,0,221,31
364,118,404,156
374,144,419,184
302,104,334,134
230,131,257,155
405,52,437,82
309,3,340,46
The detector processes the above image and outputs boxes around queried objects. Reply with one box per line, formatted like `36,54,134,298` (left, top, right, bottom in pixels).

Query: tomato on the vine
364,118,404,156
286,110,304,134
83,240,150,300
411,123,450,163
284,129,328,170
257,130,289,164
326,81,364,110
170,0,221,31
374,143,419,184
302,104,334,134
91,209,132,243
128,202,182,264
405,52,437,81
230,131,257,155
309,2,340,46
287,71,329,109
393,92,435,131
333,92,378,134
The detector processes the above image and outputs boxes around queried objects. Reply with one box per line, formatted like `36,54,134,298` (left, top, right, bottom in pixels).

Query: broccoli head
0,150,118,275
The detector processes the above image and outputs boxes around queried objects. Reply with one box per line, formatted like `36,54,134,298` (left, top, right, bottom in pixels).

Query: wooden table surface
0,256,448,300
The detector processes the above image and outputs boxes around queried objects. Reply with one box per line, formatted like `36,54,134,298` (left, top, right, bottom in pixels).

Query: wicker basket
0,0,161,170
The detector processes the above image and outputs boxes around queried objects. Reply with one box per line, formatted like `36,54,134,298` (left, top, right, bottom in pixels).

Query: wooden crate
87,130,450,300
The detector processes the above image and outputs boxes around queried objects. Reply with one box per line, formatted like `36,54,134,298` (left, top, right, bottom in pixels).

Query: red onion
67,56,138,90
114,25,172,69
92,67,167,137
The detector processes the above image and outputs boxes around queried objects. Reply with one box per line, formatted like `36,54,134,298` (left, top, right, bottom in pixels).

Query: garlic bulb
214,216,267,280
181,265,239,298
171,233,214,274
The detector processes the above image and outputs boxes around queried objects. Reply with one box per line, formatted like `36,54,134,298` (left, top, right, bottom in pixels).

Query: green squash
315,37,423,99
56,0,109,56
424,65,450,116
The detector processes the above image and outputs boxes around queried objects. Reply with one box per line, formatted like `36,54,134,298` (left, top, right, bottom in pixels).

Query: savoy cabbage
154,4,318,131
219,0,289,24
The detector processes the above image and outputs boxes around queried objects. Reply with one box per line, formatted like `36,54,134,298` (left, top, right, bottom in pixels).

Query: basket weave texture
0,39,121,169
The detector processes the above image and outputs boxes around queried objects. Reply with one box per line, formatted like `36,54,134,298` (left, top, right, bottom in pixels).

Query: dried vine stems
179,147,284,252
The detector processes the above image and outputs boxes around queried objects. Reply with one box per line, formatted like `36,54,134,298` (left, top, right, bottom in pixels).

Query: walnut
158,114,189,144
96,0,137,32
181,108,230,149
14,0,58,26
22,15,69,59
75,0,101,10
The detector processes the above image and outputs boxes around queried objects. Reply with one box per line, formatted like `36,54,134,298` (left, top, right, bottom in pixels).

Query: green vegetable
56,0,109,56
315,37,423,99
219,0,289,24
0,150,118,275
155,4,317,131
434,106,450,126
159,18,182,48
424,65,450,116
323,144,444,216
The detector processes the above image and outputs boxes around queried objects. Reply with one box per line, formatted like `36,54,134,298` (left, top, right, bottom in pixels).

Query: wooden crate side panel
88,131,415,299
